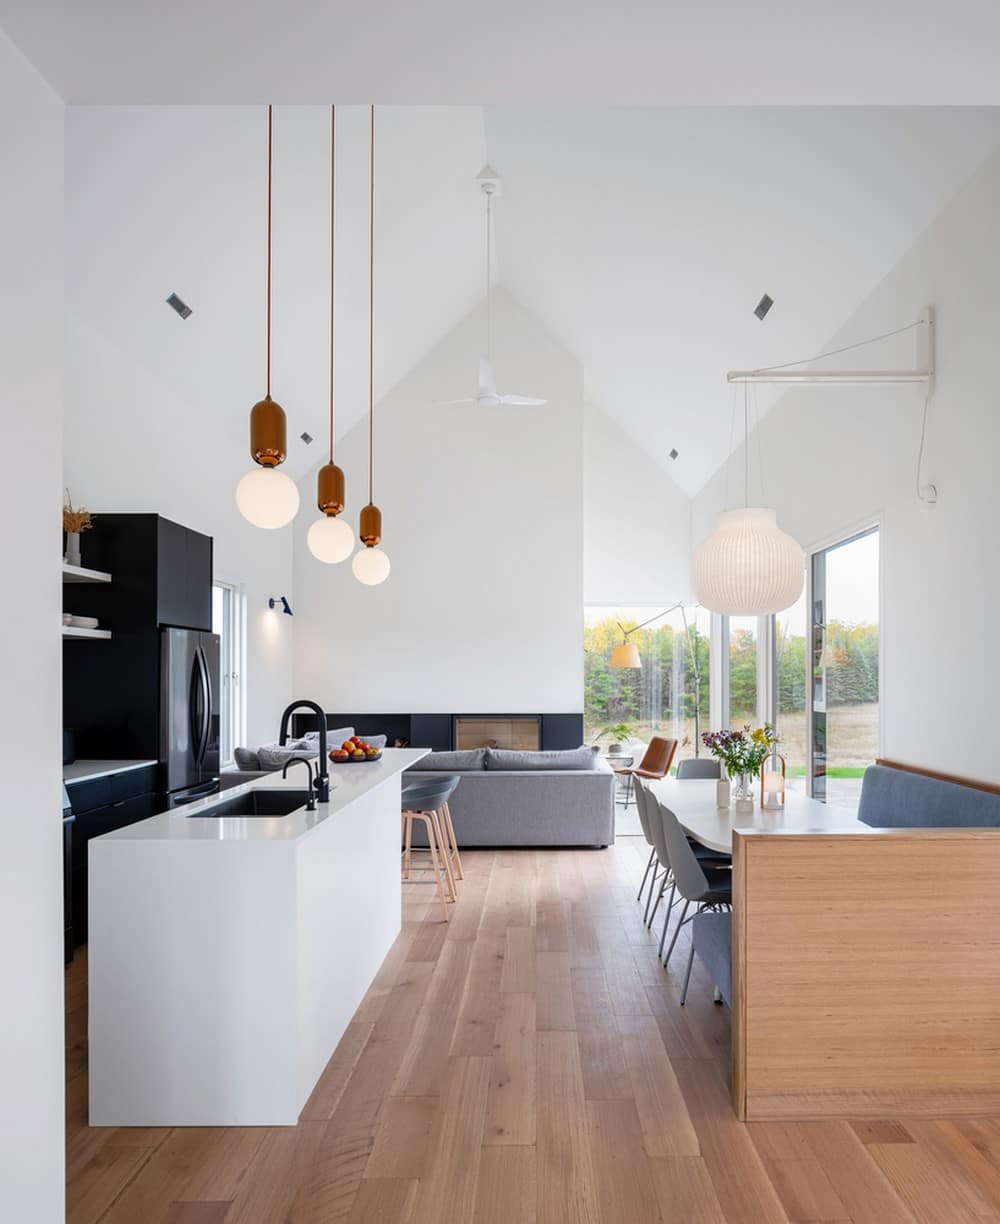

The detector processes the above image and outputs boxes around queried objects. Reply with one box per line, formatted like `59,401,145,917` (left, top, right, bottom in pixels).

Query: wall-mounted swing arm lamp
268,596,293,616
608,602,704,756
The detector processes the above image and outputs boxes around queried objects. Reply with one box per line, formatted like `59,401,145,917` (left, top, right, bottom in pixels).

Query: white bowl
70,615,99,629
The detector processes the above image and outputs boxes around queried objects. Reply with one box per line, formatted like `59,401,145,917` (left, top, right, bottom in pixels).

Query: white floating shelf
63,626,112,640
63,562,112,584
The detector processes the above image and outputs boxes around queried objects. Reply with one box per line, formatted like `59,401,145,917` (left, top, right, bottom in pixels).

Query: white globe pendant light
308,513,354,563
692,508,803,614
236,466,300,530
691,388,803,615
237,105,300,531
307,106,355,565
352,545,391,585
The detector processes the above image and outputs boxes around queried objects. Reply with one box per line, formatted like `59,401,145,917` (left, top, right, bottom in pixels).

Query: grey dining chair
681,911,733,1007
634,774,669,926
654,793,732,969
675,758,721,780
401,775,462,920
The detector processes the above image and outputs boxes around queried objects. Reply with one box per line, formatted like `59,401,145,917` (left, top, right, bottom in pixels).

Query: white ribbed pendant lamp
692,388,803,615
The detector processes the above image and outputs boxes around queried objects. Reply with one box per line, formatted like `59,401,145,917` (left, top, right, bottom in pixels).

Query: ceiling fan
443,168,546,409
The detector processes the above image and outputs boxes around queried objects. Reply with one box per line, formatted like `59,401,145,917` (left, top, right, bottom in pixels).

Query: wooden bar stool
401,778,459,921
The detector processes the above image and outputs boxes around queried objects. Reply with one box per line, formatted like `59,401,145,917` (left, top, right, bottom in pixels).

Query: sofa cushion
858,763,1000,828
408,748,487,772
256,744,320,771
303,727,354,748
233,746,260,770
486,746,601,772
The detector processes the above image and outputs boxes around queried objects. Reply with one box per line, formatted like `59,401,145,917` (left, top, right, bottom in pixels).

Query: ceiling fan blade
479,356,498,398
498,394,547,406
437,397,477,406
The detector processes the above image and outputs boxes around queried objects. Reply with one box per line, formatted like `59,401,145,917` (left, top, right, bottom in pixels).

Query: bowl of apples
330,736,383,764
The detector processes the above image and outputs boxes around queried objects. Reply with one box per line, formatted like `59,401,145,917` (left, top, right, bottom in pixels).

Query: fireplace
453,715,541,751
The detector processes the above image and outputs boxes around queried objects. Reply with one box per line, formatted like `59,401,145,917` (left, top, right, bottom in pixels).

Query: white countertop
93,748,429,844
64,759,157,784
649,776,870,854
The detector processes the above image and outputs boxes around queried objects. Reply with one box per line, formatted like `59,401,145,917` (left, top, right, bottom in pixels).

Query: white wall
693,147,1000,784
583,398,691,605
0,28,65,1223
293,290,584,713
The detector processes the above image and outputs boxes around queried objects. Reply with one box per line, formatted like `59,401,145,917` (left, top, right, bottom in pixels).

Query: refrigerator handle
188,649,204,769
198,645,213,769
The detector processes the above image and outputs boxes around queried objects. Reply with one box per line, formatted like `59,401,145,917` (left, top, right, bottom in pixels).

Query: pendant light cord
368,104,375,504
744,383,750,507
329,104,335,464
486,188,493,361
266,104,273,399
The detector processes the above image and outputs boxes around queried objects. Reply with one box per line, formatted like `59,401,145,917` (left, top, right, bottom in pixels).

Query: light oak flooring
66,837,1000,1222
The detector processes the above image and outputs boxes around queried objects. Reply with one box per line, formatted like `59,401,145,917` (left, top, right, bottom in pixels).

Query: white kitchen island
88,747,427,1126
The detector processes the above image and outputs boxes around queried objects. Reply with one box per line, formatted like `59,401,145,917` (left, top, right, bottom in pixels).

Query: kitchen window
212,581,244,768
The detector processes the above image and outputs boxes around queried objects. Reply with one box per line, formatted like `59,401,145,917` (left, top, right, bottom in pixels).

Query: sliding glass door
810,528,880,808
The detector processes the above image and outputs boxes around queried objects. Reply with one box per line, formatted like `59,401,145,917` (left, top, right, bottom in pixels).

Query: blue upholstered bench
684,911,732,1008
858,764,1000,828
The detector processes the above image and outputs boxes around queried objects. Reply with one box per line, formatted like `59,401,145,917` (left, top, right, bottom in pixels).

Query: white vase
66,531,81,567
716,777,730,809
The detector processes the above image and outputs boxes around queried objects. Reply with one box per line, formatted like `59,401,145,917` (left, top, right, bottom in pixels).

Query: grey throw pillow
303,726,354,746
486,746,601,772
257,745,320,771
233,747,260,770
408,748,487,772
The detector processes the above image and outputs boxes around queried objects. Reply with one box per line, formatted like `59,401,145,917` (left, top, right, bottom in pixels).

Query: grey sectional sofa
404,747,616,848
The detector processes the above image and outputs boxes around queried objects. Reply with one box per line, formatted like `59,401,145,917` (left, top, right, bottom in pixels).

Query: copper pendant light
352,105,390,586
236,105,301,530
307,105,354,564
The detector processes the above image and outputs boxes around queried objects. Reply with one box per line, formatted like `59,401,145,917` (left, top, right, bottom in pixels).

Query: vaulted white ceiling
66,104,1000,495
5,1,1000,105
484,106,1000,493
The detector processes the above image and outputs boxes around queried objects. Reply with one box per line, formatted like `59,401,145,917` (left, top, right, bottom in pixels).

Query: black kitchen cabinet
157,516,212,632
67,767,158,945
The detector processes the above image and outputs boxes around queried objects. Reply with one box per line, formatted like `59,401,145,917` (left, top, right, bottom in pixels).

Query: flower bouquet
701,724,779,802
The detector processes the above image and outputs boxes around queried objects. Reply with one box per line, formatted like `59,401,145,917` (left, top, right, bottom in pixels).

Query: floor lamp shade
610,643,642,669
692,508,804,615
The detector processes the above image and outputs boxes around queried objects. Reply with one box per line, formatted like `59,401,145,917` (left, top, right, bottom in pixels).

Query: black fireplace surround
289,712,584,752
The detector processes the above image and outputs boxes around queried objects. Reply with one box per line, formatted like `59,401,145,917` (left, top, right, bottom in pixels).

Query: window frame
212,578,246,769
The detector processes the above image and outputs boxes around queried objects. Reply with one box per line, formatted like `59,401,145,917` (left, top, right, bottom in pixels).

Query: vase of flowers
701,725,779,807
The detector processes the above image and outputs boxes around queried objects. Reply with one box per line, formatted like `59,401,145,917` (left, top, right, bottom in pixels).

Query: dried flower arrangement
63,491,94,534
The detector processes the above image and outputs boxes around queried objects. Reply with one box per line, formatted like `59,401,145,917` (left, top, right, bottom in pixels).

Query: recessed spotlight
300,432,313,445
754,293,774,321
669,448,679,460
166,292,192,320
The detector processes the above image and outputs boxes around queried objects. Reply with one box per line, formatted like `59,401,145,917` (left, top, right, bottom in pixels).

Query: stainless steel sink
189,788,311,818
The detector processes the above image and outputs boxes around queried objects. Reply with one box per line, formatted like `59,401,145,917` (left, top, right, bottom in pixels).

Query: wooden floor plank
449,934,506,1057
587,1098,665,1224
800,1121,917,1224
536,1031,601,1224
299,1021,374,1121
363,1096,436,1181
392,940,474,1097
535,949,575,1032
484,992,536,1145
672,1059,789,1224
472,1146,537,1224
616,1012,700,1157
345,1177,418,1223
407,1056,491,1224
868,1139,993,1224
647,1156,728,1224
500,925,537,994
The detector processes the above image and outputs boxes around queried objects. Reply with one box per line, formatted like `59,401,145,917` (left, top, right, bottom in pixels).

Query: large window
811,527,880,809
212,581,244,767
727,616,759,727
583,606,711,757
775,590,808,792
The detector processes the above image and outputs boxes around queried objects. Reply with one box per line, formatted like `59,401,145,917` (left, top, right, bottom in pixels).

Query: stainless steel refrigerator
161,628,221,806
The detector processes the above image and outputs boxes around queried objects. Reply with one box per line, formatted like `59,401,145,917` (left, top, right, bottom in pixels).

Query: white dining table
648,776,870,854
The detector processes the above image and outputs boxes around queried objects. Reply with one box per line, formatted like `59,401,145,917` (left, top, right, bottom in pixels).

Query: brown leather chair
613,736,678,809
